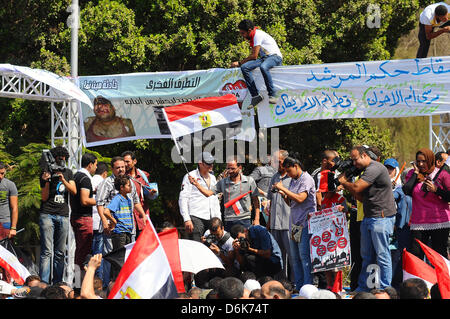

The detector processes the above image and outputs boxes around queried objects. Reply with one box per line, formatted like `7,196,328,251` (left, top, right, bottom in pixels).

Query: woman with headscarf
402,148,450,259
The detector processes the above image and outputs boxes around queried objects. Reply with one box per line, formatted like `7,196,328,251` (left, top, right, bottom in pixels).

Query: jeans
289,223,313,290
39,213,69,284
357,216,395,291
241,54,282,97
92,230,104,281
102,234,113,289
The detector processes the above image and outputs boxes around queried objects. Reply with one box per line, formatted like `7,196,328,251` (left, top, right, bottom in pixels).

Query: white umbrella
178,239,224,274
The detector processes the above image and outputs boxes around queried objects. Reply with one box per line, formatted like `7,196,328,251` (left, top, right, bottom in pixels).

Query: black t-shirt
70,171,94,217
40,169,74,217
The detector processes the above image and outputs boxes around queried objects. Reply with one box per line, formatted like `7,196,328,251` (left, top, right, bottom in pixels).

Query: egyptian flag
402,248,437,290
107,222,178,299
0,242,30,285
104,229,185,294
224,191,252,215
416,239,450,299
162,94,242,139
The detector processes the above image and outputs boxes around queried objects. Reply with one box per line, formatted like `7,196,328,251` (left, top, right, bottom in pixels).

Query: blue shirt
393,186,412,230
248,225,283,267
107,194,133,234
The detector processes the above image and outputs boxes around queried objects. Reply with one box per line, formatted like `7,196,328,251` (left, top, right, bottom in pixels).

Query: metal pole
64,0,80,288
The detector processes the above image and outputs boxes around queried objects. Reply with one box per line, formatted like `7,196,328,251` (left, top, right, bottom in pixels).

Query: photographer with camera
230,223,282,279
271,155,316,290
402,148,450,260
39,146,77,285
202,217,235,268
337,145,396,292
195,217,237,286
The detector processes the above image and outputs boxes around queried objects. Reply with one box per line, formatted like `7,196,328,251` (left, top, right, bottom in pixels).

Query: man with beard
121,151,158,239
188,156,260,232
230,19,283,109
95,156,146,283
84,96,136,143
266,149,293,280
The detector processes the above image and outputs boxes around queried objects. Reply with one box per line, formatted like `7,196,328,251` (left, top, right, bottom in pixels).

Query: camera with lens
39,149,66,179
204,234,218,248
327,156,363,191
238,237,250,251
331,157,362,180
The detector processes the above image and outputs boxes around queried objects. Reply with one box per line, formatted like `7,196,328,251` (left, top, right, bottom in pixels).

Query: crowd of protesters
0,144,449,299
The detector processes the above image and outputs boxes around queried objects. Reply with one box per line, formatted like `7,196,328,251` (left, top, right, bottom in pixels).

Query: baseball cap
384,158,399,169
199,152,215,165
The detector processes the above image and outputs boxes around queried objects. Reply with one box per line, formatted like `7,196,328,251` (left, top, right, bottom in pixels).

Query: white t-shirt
420,2,450,26
253,29,282,58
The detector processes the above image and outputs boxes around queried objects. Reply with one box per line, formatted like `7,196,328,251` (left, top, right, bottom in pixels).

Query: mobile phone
410,161,415,165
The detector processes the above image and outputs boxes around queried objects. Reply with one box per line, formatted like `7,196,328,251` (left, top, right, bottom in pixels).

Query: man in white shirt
417,2,450,58
179,152,221,242
230,19,283,109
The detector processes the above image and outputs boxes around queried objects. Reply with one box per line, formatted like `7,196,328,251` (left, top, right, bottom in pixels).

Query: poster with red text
308,207,351,273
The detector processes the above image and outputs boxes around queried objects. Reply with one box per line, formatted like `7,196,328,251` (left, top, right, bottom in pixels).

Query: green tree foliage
0,0,424,240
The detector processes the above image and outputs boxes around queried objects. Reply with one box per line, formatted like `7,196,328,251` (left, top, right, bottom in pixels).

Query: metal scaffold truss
430,114,450,153
0,70,82,169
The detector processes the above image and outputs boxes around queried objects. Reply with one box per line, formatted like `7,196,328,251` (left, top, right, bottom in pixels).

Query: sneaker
247,94,264,109
268,95,278,104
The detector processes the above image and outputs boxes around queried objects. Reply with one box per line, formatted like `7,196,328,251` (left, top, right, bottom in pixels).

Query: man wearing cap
179,152,221,242
384,158,401,189
384,158,412,289
84,96,136,143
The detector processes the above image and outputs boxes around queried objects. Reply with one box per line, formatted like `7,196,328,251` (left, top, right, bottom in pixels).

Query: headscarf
416,148,435,182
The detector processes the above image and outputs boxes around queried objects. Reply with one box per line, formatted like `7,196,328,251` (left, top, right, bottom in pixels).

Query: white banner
256,56,450,127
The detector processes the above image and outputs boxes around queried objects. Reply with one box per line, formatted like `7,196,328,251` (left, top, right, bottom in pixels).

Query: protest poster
308,207,351,273
78,68,256,148
257,56,450,127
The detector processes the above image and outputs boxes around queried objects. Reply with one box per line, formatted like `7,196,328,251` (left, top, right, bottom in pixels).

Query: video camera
328,149,379,190
39,149,66,179
330,157,362,180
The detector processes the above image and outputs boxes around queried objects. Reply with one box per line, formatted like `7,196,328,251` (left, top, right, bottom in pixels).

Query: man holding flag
189,156,261,232
179,152,221,242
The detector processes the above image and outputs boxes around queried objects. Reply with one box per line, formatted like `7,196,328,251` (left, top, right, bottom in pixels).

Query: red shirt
129,168,151,231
